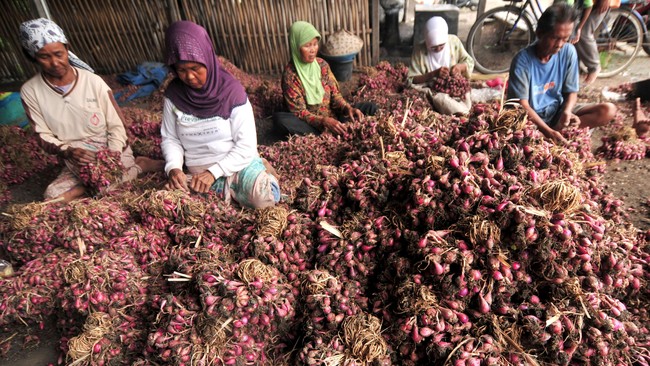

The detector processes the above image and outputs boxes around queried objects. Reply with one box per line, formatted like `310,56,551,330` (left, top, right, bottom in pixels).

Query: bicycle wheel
466,6,535,74
596,8,643,77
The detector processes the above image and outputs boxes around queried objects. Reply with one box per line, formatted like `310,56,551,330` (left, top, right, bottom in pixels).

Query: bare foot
636,121,650,138
262,158,279,180
633,97,647,124
135,156,165,174
49,185,87,203
584,72,598,86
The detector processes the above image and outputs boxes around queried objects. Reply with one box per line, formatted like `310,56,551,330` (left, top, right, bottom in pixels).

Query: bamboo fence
0,0,378,82
182,0,375,74
46,0,170,75
0,0,39,83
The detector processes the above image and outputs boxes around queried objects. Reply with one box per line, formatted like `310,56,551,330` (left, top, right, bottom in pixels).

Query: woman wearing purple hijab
161,21,280,208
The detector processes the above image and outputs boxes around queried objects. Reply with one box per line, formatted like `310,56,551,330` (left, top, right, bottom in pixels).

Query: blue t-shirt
507,43,579,124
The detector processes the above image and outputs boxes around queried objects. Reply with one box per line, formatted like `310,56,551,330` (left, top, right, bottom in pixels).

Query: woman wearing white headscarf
407,17,474,115
19,18,162,202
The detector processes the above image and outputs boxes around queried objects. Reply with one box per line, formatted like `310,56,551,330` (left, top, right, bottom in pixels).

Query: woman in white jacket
161,21,280,208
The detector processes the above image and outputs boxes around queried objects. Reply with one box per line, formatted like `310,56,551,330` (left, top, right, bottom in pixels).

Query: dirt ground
2,5,650,365
586,65,650,232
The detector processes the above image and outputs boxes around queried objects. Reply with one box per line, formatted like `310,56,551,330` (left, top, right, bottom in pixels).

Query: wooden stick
499,74,510,112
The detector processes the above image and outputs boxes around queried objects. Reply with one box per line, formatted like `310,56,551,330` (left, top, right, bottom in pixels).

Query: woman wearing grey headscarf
19,18,162,202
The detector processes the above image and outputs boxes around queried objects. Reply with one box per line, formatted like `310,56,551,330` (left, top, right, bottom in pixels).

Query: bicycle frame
595,6,645,76
521,0,544,25
500,0,545,39
621,0,650,47
621,0,649,13
620,0,648,27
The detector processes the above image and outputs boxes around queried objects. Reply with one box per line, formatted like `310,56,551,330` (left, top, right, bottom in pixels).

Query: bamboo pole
371,0,379,65
243,1,259,73
228,1,247,72
88,1,123,71
54,0,106,71
0,0,39,81
279,0,291,74
115,0,146,70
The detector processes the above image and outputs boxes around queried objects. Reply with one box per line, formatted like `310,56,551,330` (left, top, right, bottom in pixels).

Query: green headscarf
289,21,325,105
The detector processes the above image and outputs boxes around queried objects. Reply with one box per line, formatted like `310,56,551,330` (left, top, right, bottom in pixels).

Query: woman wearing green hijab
274,21,376,136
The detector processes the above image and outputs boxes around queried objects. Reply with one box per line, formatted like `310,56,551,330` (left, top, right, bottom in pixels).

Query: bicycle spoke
596,8,642,77
467,7,534,74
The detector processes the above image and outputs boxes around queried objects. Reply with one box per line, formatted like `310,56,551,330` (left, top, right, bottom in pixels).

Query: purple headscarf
164,21,247,119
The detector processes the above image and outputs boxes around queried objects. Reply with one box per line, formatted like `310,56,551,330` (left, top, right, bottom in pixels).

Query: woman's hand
450,64,467,77
166,168,189,192
190,171,216,193
347,107,364,122
437,67,450,78
66,147,96,165
323,117,347,135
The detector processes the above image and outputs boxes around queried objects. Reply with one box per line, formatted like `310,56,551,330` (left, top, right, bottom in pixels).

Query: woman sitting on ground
407,16,475,116
19,18,162,203
274,21,377,136
161,21,280,209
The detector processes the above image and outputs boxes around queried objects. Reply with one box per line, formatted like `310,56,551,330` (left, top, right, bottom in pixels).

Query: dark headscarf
164,21,247,119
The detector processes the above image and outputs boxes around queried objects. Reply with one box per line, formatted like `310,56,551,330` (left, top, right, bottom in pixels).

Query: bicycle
620,0,650,55
466,0,645,77
594,4,646,76
466,0,543,74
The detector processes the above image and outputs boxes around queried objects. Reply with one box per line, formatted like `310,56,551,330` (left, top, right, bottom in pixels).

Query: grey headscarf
19,18,94,73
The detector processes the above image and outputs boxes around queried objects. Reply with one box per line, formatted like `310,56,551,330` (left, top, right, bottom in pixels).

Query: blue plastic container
320,53,357,82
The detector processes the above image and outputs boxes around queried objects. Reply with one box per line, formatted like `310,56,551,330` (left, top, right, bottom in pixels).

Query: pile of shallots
0,126,58,204
1,60,649,366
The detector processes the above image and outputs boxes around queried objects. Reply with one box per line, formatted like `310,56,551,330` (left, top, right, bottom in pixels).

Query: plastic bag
471,88,503,103
0,260,14,278
601,87,626,102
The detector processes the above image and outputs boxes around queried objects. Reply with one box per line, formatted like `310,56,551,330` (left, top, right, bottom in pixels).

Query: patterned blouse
281,58,352,131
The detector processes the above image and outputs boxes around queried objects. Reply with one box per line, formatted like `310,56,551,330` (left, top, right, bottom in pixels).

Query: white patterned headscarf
19,18,94,73
424,17,450,71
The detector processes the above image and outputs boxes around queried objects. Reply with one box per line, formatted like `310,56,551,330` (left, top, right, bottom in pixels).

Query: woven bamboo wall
0,0,39,83
46,0,171,75
182,0,375,74
0,0,377,82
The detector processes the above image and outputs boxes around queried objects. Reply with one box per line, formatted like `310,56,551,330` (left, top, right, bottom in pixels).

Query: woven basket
321,30,364,57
